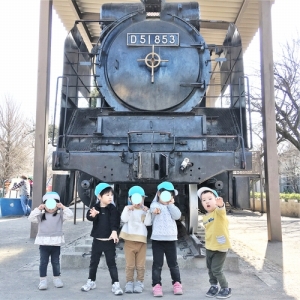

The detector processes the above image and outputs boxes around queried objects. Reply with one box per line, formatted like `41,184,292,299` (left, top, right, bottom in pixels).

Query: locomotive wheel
77,172,96,208
185,184,199,234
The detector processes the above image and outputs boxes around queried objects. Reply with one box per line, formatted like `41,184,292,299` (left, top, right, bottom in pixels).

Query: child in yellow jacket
197,187,231,299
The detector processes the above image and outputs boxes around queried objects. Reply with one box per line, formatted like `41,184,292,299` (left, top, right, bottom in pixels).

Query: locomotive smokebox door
97,3,210,112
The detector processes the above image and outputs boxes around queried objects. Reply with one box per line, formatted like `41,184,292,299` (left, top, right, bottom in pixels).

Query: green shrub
252,192,300,202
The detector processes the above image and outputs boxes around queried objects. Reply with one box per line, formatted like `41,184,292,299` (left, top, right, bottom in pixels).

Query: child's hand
127,205,134,211
152,208,161,214
57,202,65,209
38,204,45,211
142,205,149,212
216,197,224,207
109,231,119,243
167,198,175,205
89,207,99,217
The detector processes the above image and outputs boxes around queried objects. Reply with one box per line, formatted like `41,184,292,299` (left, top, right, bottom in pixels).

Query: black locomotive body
52,1,252,233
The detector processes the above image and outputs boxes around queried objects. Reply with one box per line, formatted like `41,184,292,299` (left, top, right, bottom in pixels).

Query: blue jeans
152,240,181,286
20,195,31,215
39,245,61,277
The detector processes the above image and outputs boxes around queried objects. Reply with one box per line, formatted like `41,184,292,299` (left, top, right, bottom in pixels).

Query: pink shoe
153,284,163,297
173,282,183,295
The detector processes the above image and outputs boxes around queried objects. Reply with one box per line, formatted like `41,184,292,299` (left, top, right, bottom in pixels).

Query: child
81,183,123,295
28,191,73,290
150,181,183,297
197,187,232,299
119,186,152,293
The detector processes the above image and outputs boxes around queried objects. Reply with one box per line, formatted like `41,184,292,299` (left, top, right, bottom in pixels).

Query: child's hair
197,187,218,200
128,186,146,197
197,187,218,214
41,207,59,221
94,182,114,198
128,186,146,204
41,191,61,221
99,186,114,197
154,181,178,202
158,188,175,198
200,190,213,200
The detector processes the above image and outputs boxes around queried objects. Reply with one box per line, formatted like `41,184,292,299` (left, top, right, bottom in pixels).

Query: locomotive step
61,235,239,271
61,248,238,271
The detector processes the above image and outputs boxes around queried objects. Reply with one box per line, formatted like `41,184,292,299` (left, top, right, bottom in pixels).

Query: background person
28,177,33,197
10,175,31,216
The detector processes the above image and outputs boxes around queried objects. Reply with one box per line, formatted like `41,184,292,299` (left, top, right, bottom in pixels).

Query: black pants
88,239,119,284
152,240,181,286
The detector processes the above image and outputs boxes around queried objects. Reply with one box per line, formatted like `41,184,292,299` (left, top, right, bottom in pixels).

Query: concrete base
61,238,239,272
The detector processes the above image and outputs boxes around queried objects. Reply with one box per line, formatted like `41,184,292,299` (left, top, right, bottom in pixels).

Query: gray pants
206,249,228,288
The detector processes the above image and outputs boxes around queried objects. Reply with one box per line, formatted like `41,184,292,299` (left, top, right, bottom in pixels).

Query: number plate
127,33,179,46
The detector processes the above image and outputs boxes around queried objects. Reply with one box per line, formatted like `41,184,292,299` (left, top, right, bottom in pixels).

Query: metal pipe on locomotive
52,0,252,234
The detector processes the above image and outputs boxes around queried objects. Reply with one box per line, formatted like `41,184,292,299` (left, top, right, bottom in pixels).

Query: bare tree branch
0,95,34,186
249,37,300,151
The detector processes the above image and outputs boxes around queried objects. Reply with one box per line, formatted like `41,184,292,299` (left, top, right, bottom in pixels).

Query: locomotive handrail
239,76,253,150
55,133,241,139
237,135,247,169
99,11,141,43
127,130,175,153
74,19,116,24
176,135,239,138
63,52,92,96
52,76,69,149
170,15,200,37
97,11,140,54
233,75,253,151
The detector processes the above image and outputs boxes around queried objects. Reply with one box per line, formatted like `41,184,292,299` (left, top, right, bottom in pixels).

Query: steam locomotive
52,0,252,234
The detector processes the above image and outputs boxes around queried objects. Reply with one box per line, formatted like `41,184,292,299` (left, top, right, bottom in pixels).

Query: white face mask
45,198,57,210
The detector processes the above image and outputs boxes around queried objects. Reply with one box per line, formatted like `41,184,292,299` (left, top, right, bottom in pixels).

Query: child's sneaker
125,281,134,293
206,285,219,297
173,282,183,295
133,281,144,293
153,284,163,297
38,278,47,290
216,287,231,299
53,277,64,288
112,282,123,295
81,279,96,291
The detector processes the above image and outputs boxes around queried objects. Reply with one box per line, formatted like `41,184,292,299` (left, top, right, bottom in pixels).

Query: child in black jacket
81,183,123,295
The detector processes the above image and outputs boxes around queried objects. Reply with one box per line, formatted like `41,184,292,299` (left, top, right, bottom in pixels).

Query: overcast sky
0,0,299,119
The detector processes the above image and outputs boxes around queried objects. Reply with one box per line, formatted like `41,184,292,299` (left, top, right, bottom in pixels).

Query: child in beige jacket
120,186,152,293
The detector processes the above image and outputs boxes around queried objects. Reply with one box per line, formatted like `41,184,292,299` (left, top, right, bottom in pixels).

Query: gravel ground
227,210,300,299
